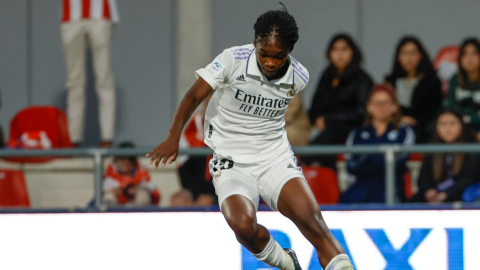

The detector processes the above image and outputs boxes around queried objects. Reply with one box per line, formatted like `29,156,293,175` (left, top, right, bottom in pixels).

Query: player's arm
147,78,214,168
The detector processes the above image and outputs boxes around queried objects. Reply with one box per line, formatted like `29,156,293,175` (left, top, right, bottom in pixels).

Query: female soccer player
147,7,354,270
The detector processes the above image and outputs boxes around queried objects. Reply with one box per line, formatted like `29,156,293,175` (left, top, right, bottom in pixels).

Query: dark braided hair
253,3,299,50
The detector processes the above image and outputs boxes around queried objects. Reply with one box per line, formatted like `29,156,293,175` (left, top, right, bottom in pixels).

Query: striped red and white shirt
61,0,119,24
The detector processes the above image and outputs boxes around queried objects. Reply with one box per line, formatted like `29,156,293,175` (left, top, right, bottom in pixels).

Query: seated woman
385,36,442,143
307,33,373,168
444,38,480,141
341,85,415,203
410,109,477,203
103,142,161,206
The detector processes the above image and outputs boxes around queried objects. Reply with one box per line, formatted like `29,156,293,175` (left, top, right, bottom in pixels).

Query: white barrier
0,210,476,270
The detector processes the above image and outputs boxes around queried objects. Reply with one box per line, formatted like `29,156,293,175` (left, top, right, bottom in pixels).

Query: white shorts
209,150,306,211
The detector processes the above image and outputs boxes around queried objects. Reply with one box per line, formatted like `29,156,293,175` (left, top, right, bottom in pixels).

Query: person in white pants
60,0,119,147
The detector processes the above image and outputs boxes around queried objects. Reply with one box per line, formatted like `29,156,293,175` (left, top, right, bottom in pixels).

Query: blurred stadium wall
1,0,480,146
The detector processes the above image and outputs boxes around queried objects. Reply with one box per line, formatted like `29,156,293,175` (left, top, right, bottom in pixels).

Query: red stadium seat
302,166,340,204
0,170,30,207
434,45,460,96
409,153,423,161
6,106,72,163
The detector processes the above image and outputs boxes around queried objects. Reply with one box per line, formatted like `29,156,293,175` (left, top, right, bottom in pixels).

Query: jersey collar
245,48,295,89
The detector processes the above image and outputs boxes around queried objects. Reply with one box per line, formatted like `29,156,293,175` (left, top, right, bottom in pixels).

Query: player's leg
221,194,296,270
277,178,353,270
221,195,270,253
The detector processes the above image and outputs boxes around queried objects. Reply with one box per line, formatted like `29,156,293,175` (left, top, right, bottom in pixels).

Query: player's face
254,37,290,78
436,113,462,143
398,42,422,75
460,43,480,74
368,91,396,122
329,39,353,72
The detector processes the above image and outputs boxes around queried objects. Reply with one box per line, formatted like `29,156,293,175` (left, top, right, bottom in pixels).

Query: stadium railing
0,143,479,210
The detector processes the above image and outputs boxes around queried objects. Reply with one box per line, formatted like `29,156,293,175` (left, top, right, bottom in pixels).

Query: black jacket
416,153,477,202
385,72,442,141
308,65,373,128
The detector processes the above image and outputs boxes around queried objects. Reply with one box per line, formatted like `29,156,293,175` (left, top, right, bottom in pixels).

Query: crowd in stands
4,2,480,206
302,34,480,204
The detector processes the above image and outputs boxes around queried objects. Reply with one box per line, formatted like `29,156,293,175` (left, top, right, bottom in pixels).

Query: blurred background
1,1,480,269
3,0,480,145
0,0,480,207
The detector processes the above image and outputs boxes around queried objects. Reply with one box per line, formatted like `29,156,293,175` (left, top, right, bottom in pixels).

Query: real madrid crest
215,170,222,180
287,84,296,97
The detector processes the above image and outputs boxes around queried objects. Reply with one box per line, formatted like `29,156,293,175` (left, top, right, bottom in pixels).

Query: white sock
325,254,354,270
252,236,295,270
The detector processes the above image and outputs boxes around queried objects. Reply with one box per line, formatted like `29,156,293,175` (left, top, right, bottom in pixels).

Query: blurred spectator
433,45,459,95
103,142,160,206
462,155,480,202
170,190,195,207
284,93,310,146
462,154,480,202
410,109,476,203
60,0,119,147
171,97,216,207
341,85,415,203
444,38,480,141
385,36,442,143
307,33,373,168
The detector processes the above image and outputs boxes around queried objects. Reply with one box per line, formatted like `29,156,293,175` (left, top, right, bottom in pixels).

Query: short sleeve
195,49,235,90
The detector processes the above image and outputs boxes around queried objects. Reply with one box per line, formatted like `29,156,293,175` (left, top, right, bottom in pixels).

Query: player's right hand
146,136,179,169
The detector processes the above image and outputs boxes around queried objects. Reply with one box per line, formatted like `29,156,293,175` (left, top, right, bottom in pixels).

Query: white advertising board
0,210,477,270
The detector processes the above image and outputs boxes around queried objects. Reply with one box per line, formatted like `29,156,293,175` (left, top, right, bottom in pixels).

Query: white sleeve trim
403,126,416,145
344,129,357,159
196,69,220,90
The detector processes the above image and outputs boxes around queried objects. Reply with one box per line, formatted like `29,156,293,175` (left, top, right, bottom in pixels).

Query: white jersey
195,44,309,163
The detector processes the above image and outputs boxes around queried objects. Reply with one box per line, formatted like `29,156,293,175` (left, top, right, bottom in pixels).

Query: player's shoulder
225,44,255,62
289,55,309,87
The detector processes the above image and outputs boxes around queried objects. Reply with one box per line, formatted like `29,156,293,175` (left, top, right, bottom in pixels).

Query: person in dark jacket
307,33,373,168
410,109,477,203
385,36,442,143
341,85,415,203
444,38,480,140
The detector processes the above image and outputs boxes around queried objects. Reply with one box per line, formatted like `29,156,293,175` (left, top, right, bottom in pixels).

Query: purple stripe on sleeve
232,51,251,56
293,69,308,84
292,64,309,79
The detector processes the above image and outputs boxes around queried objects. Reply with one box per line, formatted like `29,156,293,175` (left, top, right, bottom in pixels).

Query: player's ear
253,39,257,47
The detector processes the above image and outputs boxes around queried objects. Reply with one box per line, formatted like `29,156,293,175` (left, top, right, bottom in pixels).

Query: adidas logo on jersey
236,75,246,82
287,164,295,169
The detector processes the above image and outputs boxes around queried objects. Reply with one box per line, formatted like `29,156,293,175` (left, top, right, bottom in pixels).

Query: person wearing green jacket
445,38,480,140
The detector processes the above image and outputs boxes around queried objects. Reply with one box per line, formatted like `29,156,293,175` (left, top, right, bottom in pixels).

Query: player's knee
299,208,330,239
228,215,257,242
